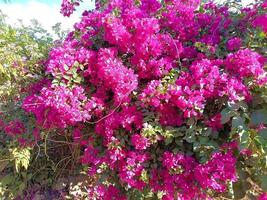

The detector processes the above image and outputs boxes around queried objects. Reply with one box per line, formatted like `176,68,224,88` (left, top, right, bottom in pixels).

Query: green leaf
232,116,246,130
199,136,209,144
221,108,233,124
193,142,201,151
63,75,71,80
261,175,267,191
184,134,196,143
165,137,173,145
239,130,250,150
175,138,183,146
258,129,267,153
233,180,246,199
18,182,26,193
11,147,31,172
258,31,266,39
63,64,69,71
202,128,212,136
251,110,267,126
73,76,82,83
0,175,14,186
0,161,9,172
259,129,267,141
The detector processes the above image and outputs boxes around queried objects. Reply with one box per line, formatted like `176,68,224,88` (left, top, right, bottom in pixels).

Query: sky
0,0,255,36
0,0,95,35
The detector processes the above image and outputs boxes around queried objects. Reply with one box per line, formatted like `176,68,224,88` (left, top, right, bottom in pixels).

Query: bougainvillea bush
1,0,267,199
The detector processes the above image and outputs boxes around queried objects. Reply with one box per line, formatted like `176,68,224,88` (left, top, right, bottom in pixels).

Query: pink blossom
259,193,267,200
4,120,25,137
131,134,151,150
227,37,242,51
253,14,267,33
205,114,223,131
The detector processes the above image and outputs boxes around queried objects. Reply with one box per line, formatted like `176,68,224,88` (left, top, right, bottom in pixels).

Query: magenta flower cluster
60,0,81,17
4,120,25,137
23,85,95,129
19,0,267,199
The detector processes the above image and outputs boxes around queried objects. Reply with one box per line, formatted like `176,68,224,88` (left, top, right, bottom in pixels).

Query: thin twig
55,157,72,179
54,155,72,172
86,96,125,125
167,32,182,67
30,164,48,179
34,141,41,161
0,158,12,162
47,138,76,145
44,132,49,160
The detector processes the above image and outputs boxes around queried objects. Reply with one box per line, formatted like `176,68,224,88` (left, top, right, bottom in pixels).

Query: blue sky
0,0,81,5
2,0,61,4
1,0,94,7
0,0,95,36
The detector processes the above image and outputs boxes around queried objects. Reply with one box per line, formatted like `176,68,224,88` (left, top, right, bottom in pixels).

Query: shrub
0,13,53,199
1,0,267,199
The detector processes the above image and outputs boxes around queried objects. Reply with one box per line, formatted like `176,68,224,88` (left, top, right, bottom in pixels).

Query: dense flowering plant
2,0,266,199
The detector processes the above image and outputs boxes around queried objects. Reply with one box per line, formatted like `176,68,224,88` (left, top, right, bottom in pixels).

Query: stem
86,100,122,125
47,138,76,145
44,132,49,160
228,181,235,199
0,158,12,162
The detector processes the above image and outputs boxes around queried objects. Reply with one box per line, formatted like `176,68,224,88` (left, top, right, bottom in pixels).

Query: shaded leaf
251,110,267,126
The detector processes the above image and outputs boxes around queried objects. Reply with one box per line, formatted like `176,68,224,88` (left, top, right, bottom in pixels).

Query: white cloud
215,0,256,6
0,0,94,35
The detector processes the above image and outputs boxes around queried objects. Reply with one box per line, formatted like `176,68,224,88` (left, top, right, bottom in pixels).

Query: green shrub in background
0,12,53,101
0,12,54,199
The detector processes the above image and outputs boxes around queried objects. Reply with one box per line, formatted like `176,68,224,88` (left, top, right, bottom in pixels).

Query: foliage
0,11,54,199
0,12,53,101
0,0,267,199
